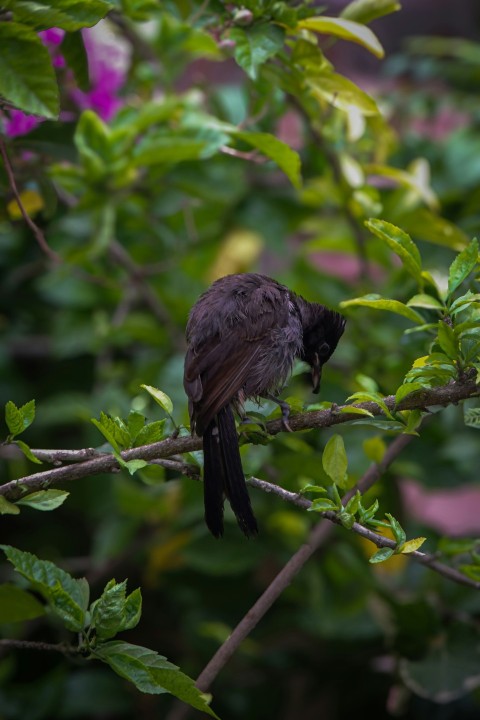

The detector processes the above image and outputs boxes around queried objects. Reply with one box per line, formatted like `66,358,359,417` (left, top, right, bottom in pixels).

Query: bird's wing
184,288,288,433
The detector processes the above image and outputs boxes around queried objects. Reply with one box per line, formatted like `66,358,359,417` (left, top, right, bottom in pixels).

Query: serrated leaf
123,588,142,631
341,294,425,324
341,0,401,24
92,580,128,640
232,131,302,188
298,16,384,58
369,546,395,563
91,412,131,452
229,24,284,79
127,411,146,442
0,496,21,515
141,385,173,416
365,219,423,283
322,434,348,488
94,641,219,717
134,420,167,447
0,23,58,118
5,399,35,437
448,238,479,297
3,0,112,30
400,537,426,554
0,545,88,631
16,489,69,511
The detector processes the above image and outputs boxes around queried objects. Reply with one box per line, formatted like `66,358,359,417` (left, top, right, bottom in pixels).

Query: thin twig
0,139,59,262
0,639,77,654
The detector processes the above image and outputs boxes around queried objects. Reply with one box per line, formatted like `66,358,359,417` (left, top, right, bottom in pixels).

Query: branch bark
1,377,478,502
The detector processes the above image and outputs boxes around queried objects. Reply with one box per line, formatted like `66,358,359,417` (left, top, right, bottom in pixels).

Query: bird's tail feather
203,406,258,538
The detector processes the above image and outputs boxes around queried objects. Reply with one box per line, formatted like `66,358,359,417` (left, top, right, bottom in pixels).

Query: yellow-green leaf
298,16,384,58
399,537,426,554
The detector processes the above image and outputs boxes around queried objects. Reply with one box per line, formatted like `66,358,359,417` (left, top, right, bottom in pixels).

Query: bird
183,273,346,538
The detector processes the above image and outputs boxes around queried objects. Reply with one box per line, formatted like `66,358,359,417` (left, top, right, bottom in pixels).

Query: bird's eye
318,341,330,358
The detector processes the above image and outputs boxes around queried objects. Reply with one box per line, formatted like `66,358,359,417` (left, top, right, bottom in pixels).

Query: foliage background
2,0,480,718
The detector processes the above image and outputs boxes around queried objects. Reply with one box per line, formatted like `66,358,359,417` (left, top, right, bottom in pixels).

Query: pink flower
70,25,129,121
4,109,40,137
39,28,65,46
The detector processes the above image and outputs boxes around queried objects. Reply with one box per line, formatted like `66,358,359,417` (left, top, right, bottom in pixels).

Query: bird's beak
311,353,322,394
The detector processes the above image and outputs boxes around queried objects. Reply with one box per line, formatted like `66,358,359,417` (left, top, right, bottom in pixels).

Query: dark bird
183,273,346,538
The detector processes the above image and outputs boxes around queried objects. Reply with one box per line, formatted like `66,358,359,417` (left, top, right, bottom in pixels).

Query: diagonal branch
0,139,59,262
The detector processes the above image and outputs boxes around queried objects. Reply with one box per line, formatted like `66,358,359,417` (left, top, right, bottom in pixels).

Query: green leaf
369,546,395,563
300,484,327,495
94,641,219,717
365,219,423,284
341,294,425,324
91,412,131,452
229,24,285,79
0,23,58,118
134,420,167,446
344,491,361,515
1,545,89,632
322,434,348,488
346,390,394,419
127,411,146,442
307,72,379,116
307,498,338,512
437,321,458,359
395,382,425,404
123,459,149,476
61,30,89,91
14,440,43,464
141,385,174,416
122,588,142,631
459,564,480,582
0,496,21,515
339,405,375,417
16,489,69,511
5,399,35,437
400,537,426,554
2,0,112,31
0,583,45,622
341,0,401,24
407,294,444,310
232,131,302,189
297,16,384,58
447,238,479,297
91,580,129,640
386,513,406,545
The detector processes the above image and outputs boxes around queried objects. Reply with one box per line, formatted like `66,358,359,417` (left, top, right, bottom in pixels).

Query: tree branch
0,139,59,262
1,377,478,502
0,639,77,655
